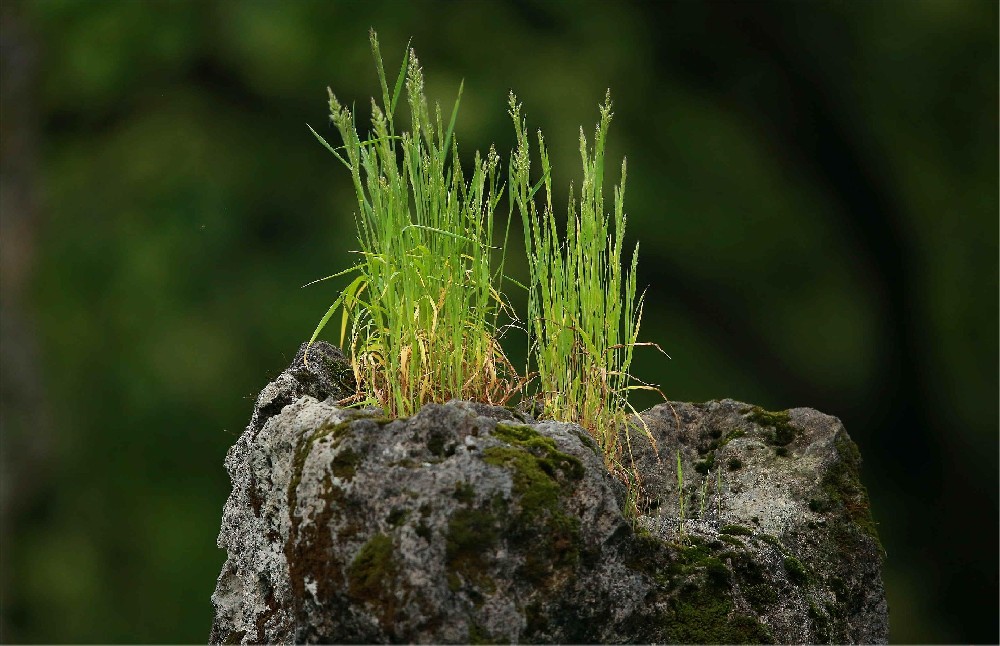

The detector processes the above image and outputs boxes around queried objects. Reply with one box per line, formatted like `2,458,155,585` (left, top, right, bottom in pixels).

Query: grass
509,91,664,487
307,32,663,500
306,31,521,417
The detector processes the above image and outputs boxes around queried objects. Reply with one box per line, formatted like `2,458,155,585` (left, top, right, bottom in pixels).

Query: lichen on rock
209,343,888,644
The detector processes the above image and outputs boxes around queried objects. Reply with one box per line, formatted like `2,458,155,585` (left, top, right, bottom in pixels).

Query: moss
492,421,534,439
483,424,585,587
719,524,753,537
485,447,557,516
775,447,789,457
331,447,361,480
718,534,745,548
808,498,830,513
525,601,548,636
695,451,716,475
805,434,884,562
490,423,585,481
704,557,732,587
485,425,584,497
821,435,882,550
698,428,746,455
415,521,432,541
285,427,355,612
808,600,832,642
757,534,785,552
427,428,452,457
727,551,778,612
621,526,778,643
747,407,798,446
386,507,409,527
624,529,675,587
727,457,743,471
720,429,746,447
446,508,498,594
662,585,773,643
727,615,775,643
344,533,401,632
468,623,502,645
570,428,601,457
744,584,778,610
488,445,582,582
783,556,809,585
453,481,476,504
287,422,353,507
829,575,847,601
347,533,397,601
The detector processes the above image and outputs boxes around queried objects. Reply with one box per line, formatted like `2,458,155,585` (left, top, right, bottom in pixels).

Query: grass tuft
306,31,523,417
508,90,664,490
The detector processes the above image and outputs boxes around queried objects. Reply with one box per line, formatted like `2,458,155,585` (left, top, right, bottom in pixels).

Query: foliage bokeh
1,1,996,642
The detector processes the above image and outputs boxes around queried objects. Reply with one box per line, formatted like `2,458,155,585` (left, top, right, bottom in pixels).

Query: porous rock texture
210,342,888,644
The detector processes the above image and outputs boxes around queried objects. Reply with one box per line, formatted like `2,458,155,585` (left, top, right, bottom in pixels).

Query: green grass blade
390,41,411,118
441,80,463,165
301,263,364,288
308,124,351,169
307,291,347,348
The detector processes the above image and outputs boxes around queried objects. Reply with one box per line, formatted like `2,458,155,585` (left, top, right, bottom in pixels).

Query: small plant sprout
676,449,686,536
508,90,666,487
306,31,522,416
699,470,711,518
716,466,723,519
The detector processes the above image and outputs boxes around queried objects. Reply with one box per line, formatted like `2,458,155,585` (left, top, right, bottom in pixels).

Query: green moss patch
808,434,883,553
346,533,401,630
491,424,585,478
746,407,799,447
331,447,361,480
427,428,456,458
721,429,746,446
663,589,773,643
468,622,503,645
386,507,409,527
695,451,716,475
783,556,809,585
348,534,397,600
285,425,356,612
453,481,476,504
699,427,746,455
757,534,785,552
657,536,772,642
719,524,753,537
620,526,781,642
483,424,585,585
446,508,499,594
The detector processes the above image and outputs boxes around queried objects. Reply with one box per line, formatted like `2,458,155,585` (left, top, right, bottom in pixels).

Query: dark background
1,0,996,642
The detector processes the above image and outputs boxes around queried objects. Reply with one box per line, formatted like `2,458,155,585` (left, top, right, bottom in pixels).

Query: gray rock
210,347,887,644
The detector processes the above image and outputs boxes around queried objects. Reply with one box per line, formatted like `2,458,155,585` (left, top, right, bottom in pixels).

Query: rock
210,345,888,644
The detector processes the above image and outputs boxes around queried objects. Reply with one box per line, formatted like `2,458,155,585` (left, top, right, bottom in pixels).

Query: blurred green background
1,0,996,642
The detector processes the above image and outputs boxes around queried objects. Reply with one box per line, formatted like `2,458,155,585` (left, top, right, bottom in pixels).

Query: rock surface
210,342,888,644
